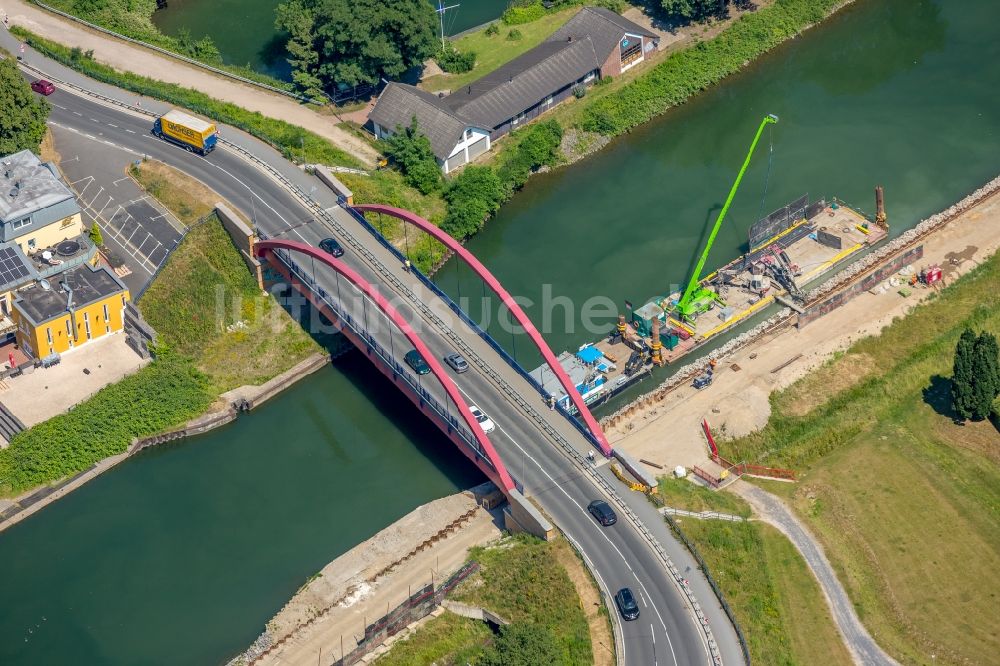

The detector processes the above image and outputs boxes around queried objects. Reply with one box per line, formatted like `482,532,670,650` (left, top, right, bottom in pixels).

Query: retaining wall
216,203,262,288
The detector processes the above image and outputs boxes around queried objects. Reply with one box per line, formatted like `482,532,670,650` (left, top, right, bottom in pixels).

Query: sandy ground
0,333,146,433
611,190,1000,473
240,488,503,666
2,0,378,164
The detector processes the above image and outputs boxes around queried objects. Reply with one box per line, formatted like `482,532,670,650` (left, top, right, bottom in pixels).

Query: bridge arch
353,204,612,456
255,238,516,492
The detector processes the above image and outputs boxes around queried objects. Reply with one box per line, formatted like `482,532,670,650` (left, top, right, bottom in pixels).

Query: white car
468,404,495,434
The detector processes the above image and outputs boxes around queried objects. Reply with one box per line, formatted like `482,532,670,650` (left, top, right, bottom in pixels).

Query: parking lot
49,123,185,293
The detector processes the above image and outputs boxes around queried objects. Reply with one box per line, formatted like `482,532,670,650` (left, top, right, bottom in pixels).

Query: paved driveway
48,120,185,293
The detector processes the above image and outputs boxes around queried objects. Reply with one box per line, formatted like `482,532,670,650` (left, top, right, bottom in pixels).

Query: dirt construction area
609,187,1000,473
232,488,502,666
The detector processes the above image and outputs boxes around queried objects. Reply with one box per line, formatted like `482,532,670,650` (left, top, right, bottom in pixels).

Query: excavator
673,114,778,323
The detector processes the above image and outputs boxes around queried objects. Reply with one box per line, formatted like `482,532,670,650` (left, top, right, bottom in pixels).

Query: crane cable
756,122,775,224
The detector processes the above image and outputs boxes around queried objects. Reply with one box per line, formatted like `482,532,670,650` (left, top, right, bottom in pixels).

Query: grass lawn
657,476,753,517
375,535,598,665
129,160,218,226
138,218,321,392
677,518,852,666
722,250,1000,665
420,8,580,93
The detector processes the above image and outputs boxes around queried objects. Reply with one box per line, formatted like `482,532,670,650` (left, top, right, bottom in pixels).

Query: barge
530,194,888,411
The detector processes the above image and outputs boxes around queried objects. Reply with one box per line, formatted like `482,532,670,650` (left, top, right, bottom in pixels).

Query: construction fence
330,561,480,666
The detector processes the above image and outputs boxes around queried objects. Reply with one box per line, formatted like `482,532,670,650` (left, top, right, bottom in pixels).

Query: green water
152,0,509,78
439,0,1000,372
0,356,480,665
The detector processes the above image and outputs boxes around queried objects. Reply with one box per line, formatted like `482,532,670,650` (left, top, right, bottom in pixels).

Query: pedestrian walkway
731,481,900,666
2,0,378,164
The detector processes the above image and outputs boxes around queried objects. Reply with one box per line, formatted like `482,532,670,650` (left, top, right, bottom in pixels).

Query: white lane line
52,103,67,109
452,384,678,666
107,123,118,128
93,191,112,219
72,111,82,116
90,117,100,122
125,128,136,134
112,177,130,186
651,625,657,666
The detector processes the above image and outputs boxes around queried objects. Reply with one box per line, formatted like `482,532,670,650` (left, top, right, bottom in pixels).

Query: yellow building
12,264,130,359
0,150,84,255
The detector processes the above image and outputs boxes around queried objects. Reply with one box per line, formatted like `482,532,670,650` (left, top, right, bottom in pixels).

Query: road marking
72,111,82,116
651,625,657,666
452,384,678,666
52,103,66,109
112,177,130,186
125,129,136,134
90,117,100,122
107,123,118,128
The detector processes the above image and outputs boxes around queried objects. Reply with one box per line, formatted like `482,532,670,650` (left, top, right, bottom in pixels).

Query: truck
152,109,218,155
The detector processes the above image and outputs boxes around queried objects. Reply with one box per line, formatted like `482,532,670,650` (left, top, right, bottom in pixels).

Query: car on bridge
615,587,640,621
319,237,345,258
31,79,55,95
468,404,495,433
444,353,469,373
587,499,617,526
404,349,430,375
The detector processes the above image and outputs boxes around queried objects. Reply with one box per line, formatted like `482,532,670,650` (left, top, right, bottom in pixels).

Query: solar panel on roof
0,246,31,287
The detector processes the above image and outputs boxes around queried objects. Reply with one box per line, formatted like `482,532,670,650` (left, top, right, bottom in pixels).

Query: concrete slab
0,333,147,428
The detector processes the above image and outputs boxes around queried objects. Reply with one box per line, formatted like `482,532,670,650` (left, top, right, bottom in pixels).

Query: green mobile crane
673,113,778,323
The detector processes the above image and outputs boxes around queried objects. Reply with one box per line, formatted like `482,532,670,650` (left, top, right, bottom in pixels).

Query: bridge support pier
503,490,555,540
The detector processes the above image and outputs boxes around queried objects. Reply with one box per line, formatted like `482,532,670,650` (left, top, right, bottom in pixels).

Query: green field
139,217,322,392
658,477,850,665
375,535,599,665
723,250,1000,665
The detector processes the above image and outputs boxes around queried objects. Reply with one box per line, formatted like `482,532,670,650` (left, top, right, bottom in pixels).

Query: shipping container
153,109,218,154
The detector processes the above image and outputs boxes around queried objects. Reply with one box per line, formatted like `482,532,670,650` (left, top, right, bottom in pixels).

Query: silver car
444,353,469,373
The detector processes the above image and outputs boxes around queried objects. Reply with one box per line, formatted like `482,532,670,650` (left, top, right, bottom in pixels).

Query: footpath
1,0,378,164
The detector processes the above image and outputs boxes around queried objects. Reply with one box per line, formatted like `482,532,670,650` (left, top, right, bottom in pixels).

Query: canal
152,0,509,78
2,0,999,664
0,355,481,665
437,0,1000,385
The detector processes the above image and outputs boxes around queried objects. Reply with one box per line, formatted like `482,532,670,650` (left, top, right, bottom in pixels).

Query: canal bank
0,354,483,665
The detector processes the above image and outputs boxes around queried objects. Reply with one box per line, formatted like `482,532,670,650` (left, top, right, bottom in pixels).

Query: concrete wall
215,203,262,288
314,166,353,205
504,490,556,540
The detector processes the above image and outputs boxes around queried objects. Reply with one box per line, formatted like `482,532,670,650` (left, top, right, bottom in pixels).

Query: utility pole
436,0,460,51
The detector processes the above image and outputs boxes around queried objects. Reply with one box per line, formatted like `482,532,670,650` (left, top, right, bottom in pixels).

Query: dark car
444,353,469,373
31,79,55,96
615,587,640,621
318,237,345,258
587,499,617,526
404,349,431,375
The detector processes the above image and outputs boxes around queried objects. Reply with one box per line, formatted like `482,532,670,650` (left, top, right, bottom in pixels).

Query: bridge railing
261,239,497,474
340,205,605,453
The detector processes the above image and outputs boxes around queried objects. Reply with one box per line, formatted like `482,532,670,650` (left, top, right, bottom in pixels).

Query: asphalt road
35,76,743,665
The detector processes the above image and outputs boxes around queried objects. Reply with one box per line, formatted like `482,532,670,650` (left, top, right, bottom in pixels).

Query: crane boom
675,113,778,321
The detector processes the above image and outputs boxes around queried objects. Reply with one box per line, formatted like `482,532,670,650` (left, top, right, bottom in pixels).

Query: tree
382,118,442,195
952,328,978,420
275,0,437,93
952,328,1000,421
477,623,561,666
88,223,104,247
442,166,505,239
0,58,50,155
661,0,728,22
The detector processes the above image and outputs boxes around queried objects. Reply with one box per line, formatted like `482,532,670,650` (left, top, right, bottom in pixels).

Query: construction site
532,115,891,412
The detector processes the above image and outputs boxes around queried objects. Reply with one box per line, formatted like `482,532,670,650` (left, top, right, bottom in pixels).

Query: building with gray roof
0,150,84,254
368,6,658,173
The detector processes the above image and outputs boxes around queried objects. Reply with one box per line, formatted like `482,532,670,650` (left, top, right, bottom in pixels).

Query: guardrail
26,1,323,103
25,64,727,665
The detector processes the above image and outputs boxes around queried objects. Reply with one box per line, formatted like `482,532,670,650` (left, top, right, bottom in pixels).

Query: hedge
0,352,213,496
581,0,843,136
11,27,361,169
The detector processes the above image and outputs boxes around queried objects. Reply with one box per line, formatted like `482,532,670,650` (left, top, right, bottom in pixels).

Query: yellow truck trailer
152,109,218,154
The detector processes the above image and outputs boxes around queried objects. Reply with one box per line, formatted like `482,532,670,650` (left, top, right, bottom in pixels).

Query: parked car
444,353,469,373
615,588,640,621
468,404,495,433
318,237,345,258
404,349,430,375
587,499,617,526
31,79,55,95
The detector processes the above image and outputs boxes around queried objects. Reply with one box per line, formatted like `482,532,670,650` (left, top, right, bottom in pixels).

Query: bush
88,223,104,247
502,1,546,25
0,351,213,495
442,120,562,239
581,0,842,136
383,118,443,194
436,43,476,74
572,85,586,99
10,27,360,168
506,28,524,41
484,23,500,36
